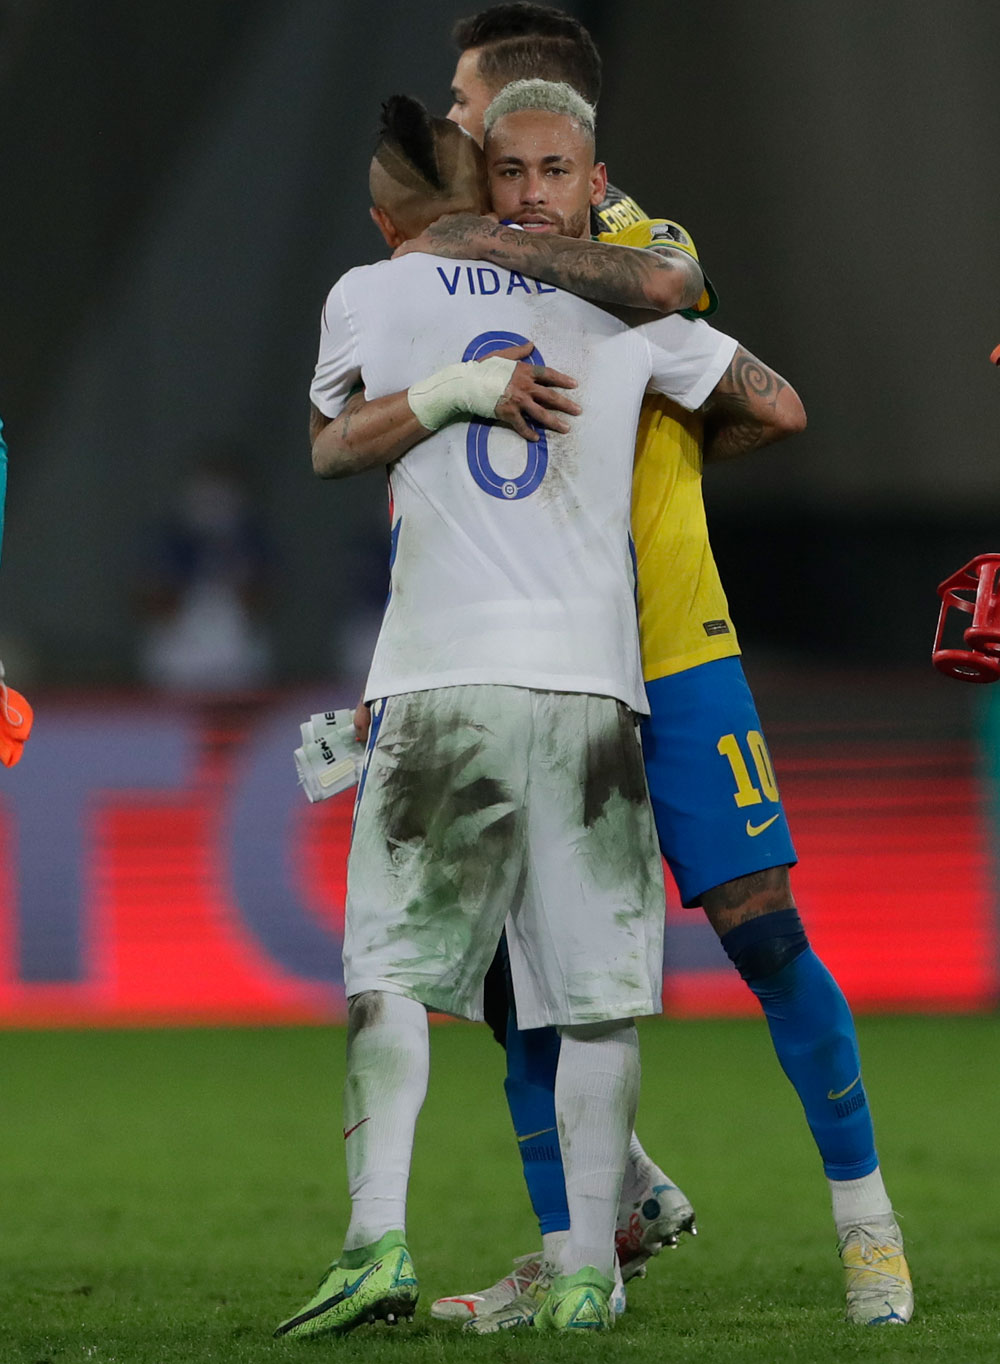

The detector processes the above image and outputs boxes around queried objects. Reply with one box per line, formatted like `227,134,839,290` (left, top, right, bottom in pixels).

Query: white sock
341,991,429,1253
829,1167,893,1237
541,1229,569,1265
619,1131,657,1209
554,1019,640,1280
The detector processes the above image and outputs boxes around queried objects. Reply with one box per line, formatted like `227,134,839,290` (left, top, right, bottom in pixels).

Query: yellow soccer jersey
593,191,717,317
592,183,649,235
598,217,739,680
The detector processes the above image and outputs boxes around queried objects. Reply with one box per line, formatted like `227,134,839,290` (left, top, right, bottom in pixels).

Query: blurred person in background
329,521,390,684
136,446,274,693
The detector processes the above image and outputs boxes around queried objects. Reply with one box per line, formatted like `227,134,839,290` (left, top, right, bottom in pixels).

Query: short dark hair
452,4,601,102
477,35,600,104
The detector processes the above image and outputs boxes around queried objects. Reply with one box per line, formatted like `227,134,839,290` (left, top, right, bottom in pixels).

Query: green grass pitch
2,1015,999,1363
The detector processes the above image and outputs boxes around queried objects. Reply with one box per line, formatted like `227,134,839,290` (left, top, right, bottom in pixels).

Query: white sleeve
309,276,363,419
641,315,739,412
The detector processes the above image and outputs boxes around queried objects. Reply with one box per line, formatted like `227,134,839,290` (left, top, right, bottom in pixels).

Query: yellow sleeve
597,218,717,317
595,218,734,678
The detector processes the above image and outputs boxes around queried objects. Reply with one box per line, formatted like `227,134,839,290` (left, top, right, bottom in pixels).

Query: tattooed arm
395,214,704,315
311,394,430,479
701,346,806,462
309,344,580,479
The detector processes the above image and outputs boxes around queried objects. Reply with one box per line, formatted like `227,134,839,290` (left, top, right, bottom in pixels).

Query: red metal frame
933,554,1000,682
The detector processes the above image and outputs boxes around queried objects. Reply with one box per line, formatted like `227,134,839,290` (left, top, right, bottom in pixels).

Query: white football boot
615,1171,697,1282
435,1254,627,1330
430,1253,546,1323
462,1261,555,1333
838,1216,913,1325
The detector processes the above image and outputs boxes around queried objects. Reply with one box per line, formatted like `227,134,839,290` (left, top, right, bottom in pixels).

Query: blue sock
503,1011,569,1235
722,911,878,1180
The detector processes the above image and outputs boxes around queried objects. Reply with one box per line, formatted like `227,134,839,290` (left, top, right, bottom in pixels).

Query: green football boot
534,1265,614,1332
274,1230,418,1338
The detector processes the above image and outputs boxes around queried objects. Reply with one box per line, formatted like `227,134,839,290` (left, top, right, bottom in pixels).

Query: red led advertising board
0,696,996,1026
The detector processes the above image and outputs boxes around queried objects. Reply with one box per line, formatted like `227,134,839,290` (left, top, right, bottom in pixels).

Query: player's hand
353,697,371,745
488,343,581,442
393,212,501,261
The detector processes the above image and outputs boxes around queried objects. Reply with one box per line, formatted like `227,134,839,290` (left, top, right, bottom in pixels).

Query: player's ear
589,160,608,208
370,205,405,250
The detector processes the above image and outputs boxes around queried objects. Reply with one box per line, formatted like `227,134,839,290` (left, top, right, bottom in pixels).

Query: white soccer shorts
343,684,666,1028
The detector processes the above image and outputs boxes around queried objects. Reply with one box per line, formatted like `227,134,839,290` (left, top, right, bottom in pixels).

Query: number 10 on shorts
717,730,779,808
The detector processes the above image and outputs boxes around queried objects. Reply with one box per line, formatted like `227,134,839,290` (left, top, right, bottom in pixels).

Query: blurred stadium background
2,0,999,1027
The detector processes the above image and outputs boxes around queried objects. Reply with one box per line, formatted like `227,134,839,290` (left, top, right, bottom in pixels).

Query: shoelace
507,1255,544,1294
841,1225,900,1267
511,1264,555,1310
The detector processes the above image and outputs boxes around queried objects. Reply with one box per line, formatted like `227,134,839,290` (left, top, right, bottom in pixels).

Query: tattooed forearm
510,238,704,313
702,352,779,460
311,390,427,479
405,215,703,314
701,347,806,462
338,391,362,447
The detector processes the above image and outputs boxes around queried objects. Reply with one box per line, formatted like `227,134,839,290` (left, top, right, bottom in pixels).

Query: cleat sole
278,1288,419,1338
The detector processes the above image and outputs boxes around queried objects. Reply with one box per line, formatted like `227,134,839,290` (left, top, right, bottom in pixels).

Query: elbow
782,388,807,437
649,258,704,314
772,386,807,441
310,405,340,475
682,262,708,313
679,259,706,313
312,425,354,479
311,444,341,479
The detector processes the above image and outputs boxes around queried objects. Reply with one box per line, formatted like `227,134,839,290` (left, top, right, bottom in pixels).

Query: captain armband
406,356,516,432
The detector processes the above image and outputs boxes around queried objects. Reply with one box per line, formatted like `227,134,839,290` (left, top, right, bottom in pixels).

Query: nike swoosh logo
275,1261,381,1334
343,1117,370,1140
746,814,780,837
339,1262,379,1301
517,1126,557,1143
828,1074,862,1102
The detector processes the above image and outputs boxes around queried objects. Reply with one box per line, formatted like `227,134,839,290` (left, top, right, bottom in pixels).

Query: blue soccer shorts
641,655,797,906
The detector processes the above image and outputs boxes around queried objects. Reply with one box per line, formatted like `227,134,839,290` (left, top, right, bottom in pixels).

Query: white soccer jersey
311,254,736,713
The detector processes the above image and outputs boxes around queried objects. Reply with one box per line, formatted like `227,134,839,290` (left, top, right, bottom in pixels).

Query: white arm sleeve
309,276,363,419
641,315,739,412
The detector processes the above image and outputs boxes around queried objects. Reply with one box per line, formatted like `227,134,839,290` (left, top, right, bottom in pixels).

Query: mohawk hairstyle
370,93,488,235
378,94,444,191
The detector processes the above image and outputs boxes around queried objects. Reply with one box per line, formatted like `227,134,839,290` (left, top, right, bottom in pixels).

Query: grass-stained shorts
344,685,666,1029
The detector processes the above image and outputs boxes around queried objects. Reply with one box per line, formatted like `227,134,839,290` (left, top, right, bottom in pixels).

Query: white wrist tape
294,709,364,803
407,356,517,431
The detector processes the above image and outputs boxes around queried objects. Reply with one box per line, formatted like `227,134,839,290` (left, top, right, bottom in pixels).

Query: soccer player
274,88,743,1338
402,3,914,1330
